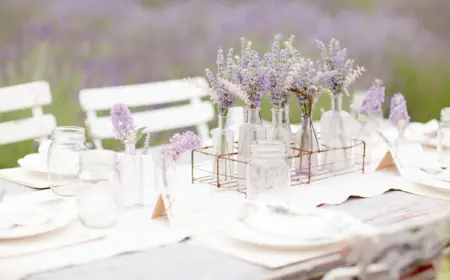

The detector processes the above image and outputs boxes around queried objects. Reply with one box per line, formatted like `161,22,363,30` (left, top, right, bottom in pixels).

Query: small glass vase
282,103,293,145
270,107,292,154
118,141,144,209
320,93,358,171
212,114,234,181
353,113,381,165
294,115,319,175
237,107,266,186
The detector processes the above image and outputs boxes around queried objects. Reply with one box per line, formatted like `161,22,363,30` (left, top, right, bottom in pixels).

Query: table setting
2,35,450,280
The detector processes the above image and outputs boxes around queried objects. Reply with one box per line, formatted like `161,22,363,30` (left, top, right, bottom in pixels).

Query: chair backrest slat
0,81,56,145
79,77,214,148
0,115,56,145
79,77,209,111
0,81,52,113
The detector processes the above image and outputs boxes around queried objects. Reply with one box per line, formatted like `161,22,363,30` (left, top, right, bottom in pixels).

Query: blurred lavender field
1,0,450,167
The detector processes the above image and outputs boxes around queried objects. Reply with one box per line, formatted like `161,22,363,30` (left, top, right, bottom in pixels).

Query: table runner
0,191,186,280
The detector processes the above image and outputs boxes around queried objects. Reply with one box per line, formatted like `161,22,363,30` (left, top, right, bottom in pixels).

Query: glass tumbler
77,150,119,229
246,141,290,204
438,107,450,166
48,127,87,196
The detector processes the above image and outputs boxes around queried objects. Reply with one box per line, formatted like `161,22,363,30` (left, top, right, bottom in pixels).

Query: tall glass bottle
320,93,358,171
212,113,234,181
237,107,266,186
294,115,319,175
270,107,291,154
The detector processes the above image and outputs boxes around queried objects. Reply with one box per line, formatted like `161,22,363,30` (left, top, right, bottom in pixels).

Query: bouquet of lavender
205,48,249,116
265,34,302,108
315,38,365,96
233,37,269,109
284,57,326,116
164,131,202,162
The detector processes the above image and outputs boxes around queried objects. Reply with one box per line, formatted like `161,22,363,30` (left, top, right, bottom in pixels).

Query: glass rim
53,126,85,134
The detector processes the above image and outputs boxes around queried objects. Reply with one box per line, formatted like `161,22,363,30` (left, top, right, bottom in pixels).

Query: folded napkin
0,168,49,189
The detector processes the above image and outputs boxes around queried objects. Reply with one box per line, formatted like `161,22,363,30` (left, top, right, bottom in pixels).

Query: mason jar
246,141,290,203
48,127,87,196
77,150,119,229
438,107,450,166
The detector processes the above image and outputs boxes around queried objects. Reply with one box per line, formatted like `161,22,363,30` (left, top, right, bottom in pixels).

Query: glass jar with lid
438,107,450,166
48,126,87,196
77,150,119,229
246,141,290,204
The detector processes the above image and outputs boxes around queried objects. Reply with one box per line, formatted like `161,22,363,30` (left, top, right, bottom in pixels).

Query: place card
151,195,167,219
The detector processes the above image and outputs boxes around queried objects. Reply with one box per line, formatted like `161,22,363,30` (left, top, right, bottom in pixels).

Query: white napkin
0,168,50,189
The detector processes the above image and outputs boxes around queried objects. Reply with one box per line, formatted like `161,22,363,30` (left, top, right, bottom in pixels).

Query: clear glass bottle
77,150,119,229
270,107,292,154
247,141,290,204
48,126,87,196
282,103,293,144
320,94,359,171
118,141,144,209
294,115,319,175
237,107,266,186
212,114,234,181
438,107,450,166
353,112,382,165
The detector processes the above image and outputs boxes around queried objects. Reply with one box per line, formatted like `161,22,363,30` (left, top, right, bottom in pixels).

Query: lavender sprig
165,131,202,161
358,79,385,115
234,37,268,108
265,34,302,108
205,48,239,115
315,38,365,96
111,103,136,142
389,93,410,129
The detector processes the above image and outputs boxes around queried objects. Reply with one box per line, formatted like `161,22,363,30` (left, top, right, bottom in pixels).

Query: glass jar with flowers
110,103,147,209
353,79,385,164
157,131,202,224
205,48,245,181
284,58,322,175
265,34,302,153
389,93,410,154
316,39,364,172
233,38,267,186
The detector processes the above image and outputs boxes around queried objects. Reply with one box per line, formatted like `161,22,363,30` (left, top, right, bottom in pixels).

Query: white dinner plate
18,153,48,174
403,167,450,194
0,200,74,239
225,202,372,249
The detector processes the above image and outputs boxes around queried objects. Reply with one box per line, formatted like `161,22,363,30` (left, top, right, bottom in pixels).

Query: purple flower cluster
358,79,385,115
389,93,410,128
165,131,202,161
315,38,365,96
110,103,136,142
235,37,268,108
265,34,302,108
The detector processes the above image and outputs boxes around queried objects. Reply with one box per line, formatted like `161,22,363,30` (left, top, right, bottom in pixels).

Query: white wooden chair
79,77,215,149
0,81,56,145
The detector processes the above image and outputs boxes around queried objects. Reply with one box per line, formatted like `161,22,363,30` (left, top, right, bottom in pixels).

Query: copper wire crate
191,139,366,191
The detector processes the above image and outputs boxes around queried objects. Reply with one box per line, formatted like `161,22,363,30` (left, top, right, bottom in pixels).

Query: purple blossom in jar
165,131,202,161
110,103,136,141
389,93,410,128
358,79,385,115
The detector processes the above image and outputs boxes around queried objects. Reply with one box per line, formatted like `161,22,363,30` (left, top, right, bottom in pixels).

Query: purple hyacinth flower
389,93,410,128
166,131,202,161
359,79,385,115
111,103,136,141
